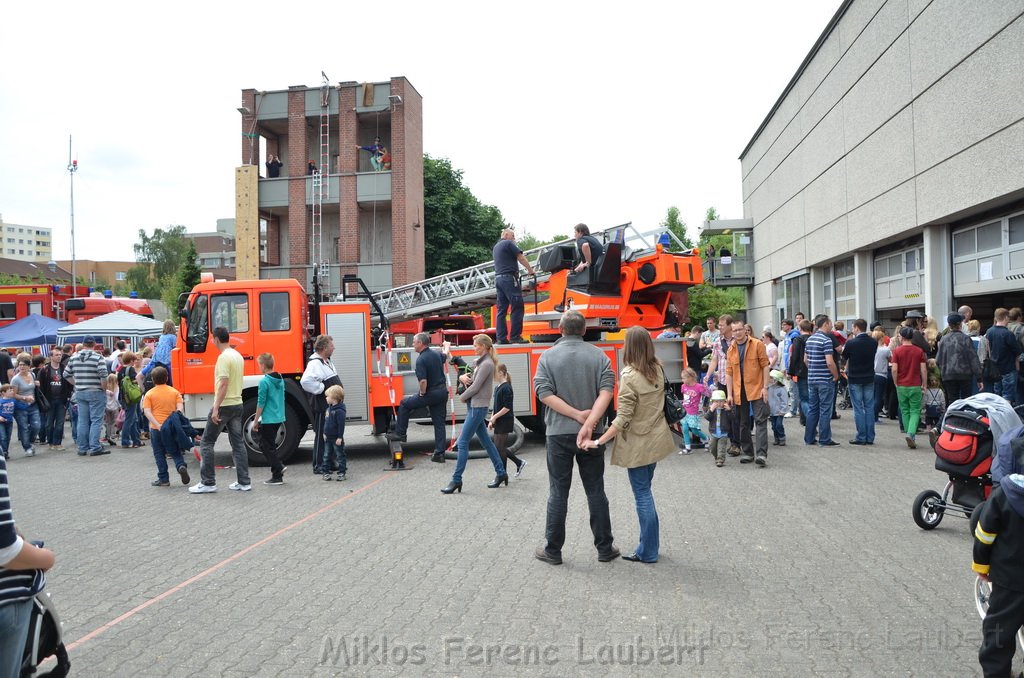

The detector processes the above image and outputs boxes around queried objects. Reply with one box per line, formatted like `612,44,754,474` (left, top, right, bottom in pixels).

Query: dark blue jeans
873,375,887,419
626,463,659,562
0,421,11,457
121,402,141,446
804,381,835,445
323,438,347,474
13,405,40,452
44,398,67,445
770,415,785,440
542,434,614,558
394,386,449,455
151,427,187,483
997,371,1017,406
848,381,875,443
494,274,525,342
797,377,809,421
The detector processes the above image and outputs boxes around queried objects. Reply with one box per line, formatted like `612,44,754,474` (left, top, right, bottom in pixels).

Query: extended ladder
364,222,673,321
311,73,331,295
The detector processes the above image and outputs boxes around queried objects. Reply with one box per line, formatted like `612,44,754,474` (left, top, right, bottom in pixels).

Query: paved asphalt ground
7,413,1018,677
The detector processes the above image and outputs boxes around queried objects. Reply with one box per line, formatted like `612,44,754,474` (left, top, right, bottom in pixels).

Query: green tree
423,155,507,277
176,240,203,311
134,225,191,282
684,206,746,326
660,206,693,250
125,265,159,299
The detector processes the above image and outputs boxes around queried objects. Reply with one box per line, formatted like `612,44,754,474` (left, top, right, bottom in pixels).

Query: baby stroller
912,405,994,530
20,589,70,677
912,395,1024,531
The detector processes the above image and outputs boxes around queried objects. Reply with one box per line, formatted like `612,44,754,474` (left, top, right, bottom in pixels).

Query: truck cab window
211,294,249,333
260,292,290,331
186,294,209,352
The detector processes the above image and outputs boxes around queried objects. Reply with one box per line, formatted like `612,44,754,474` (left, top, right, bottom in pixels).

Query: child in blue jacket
322,385,347,481
0,384,15,459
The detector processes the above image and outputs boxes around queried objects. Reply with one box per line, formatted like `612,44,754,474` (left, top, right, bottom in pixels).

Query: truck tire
242,398,303,467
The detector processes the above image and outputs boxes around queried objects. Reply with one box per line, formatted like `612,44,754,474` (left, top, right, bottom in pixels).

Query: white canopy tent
56,310,166,352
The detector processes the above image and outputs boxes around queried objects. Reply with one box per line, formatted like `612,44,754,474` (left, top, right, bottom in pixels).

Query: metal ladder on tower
361,222,667,322
311,73,331,296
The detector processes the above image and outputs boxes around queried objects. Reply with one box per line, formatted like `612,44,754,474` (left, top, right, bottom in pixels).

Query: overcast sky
0,0,842,265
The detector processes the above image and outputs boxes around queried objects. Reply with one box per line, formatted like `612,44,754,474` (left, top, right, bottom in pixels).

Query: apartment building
0,215,52,263
710,0,1024,332
240,77,424,293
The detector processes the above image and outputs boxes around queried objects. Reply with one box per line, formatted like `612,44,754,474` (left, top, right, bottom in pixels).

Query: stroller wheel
912,489,944,530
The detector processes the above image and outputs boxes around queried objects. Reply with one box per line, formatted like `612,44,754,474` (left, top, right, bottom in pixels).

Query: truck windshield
186,294,208,353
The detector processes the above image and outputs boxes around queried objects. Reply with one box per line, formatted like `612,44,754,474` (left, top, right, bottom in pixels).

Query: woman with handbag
581,326,675,563
9,356,41,458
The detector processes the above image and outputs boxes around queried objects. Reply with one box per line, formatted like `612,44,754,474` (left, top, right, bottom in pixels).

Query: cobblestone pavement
6,414,1011,677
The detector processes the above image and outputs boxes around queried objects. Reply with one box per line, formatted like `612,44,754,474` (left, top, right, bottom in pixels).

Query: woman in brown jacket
582,327,675,562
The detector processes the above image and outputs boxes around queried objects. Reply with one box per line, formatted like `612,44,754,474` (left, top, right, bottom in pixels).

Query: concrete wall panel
805,215,850,263
771,238,808,278
845,107,915,210
795,32,845,136
913,17,1024,171
847,181,918,250
838,0,889,52
842,34,913,150
743,92,804,186
917,119,1024,225
908,0,1024,97
803,159,848,234
799,104,846,190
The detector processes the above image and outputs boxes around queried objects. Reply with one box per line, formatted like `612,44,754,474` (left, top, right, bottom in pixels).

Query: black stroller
20,590,70,677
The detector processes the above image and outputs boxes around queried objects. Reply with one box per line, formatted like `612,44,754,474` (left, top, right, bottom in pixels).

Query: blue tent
0,313,67,348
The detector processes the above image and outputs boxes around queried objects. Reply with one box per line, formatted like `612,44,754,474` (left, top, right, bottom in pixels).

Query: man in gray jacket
533,310,619,565
935,313,982,405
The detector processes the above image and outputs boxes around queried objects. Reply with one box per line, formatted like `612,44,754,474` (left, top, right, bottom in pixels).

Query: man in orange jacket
725,320,771,466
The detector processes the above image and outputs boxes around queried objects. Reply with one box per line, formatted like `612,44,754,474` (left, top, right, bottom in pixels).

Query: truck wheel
242,399,303,466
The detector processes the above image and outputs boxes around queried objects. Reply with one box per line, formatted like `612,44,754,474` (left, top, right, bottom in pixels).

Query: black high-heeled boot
440,481,462,494
487,474,509,488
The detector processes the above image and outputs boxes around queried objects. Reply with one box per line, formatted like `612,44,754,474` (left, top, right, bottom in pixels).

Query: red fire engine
171,223,703,465
0,285,154,328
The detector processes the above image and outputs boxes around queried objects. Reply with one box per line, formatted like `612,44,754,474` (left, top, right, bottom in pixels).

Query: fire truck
171,223,703,465
0,284,154,327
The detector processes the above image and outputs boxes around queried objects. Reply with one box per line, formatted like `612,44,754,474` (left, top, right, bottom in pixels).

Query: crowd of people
677,305,1023,458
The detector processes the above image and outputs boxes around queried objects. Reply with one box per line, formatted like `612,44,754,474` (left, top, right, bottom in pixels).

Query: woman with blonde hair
441,334,509,494
140,319,177,387
581,326,675,563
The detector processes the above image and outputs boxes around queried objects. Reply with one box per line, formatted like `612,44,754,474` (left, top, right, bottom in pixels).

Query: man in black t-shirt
492,229,535,345
844,319,878,445
572,223,604,279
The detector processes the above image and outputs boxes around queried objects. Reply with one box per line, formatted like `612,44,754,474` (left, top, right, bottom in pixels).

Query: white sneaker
25,447,35,457
515,459,528,478
784,412,793,419
229,482,252,492
188,482,217,494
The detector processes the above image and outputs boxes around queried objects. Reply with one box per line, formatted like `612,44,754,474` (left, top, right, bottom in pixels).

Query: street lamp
67,136,78,296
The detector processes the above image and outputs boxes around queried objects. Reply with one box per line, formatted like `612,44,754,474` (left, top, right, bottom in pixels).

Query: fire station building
708,0,1024,331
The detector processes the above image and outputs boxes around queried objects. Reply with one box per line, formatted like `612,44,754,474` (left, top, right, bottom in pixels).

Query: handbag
34,387,50,414
662,369,685,425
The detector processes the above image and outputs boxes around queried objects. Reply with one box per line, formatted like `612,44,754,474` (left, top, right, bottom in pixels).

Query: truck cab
174,278,312,464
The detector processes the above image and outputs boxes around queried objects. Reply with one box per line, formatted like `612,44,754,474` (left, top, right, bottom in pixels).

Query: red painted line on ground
66,469,402,652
